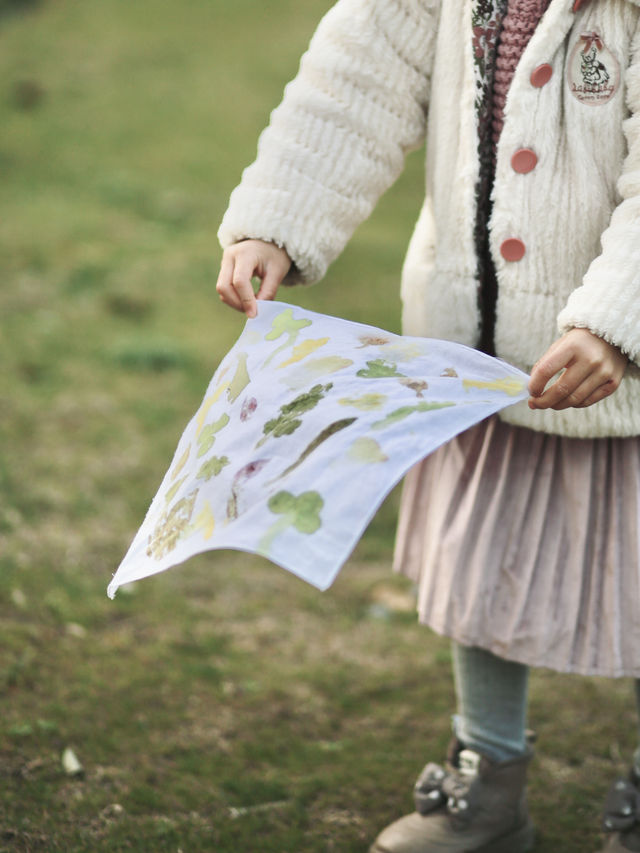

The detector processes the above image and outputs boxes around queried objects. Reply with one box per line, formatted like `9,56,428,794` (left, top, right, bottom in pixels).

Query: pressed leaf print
197,456,230,481
256,383,333,447
258,490,324,555
356,359,406,379
462,376,525,396
197,414,230,457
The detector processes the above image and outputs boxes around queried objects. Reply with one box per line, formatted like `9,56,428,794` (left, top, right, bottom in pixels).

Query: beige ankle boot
369,739,535,853
601,772,640,852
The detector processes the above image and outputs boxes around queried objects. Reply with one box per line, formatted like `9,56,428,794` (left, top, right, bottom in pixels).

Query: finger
231,255,259,318
216,256,244,312
255,265,283,302
550,372,609,410
576,378,620,408
528,361,592,409
528,340,574,398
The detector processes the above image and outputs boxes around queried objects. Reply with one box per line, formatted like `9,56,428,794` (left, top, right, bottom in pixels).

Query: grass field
1,1,638,850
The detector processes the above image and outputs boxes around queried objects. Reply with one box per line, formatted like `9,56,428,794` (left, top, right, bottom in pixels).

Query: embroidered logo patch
567,32,620,105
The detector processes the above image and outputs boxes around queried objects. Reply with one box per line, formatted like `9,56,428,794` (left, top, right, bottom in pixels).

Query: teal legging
454,642,640,765
452,642,530,763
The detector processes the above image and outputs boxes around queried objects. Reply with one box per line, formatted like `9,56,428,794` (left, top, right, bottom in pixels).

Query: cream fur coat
219,0,640,437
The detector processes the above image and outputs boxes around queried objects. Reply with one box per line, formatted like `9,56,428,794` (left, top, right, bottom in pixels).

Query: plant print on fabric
108,301,530,599
258,490,324,555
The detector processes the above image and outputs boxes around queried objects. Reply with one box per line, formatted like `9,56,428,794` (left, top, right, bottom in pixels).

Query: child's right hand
216,239,292,319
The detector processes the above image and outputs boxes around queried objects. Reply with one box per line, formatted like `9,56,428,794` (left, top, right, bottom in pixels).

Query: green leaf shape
371,401,455,430
197,413,230,457
259,490,324,554
197,455,230,481
165,475,188,503
273,417,357,481
264,308,312,342
356,359,406,379
227,352,250,403
257,383,333,447
263,309,313,367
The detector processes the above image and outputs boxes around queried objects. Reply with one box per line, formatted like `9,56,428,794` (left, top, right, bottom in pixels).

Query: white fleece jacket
219,0,640,437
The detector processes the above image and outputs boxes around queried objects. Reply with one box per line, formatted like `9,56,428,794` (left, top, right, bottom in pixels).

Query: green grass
0,1,637,850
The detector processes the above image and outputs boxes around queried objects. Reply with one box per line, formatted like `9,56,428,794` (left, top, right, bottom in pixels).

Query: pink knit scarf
491,0,552,145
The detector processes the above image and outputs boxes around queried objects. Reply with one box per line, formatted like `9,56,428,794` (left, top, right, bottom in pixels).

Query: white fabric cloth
108,302,529,598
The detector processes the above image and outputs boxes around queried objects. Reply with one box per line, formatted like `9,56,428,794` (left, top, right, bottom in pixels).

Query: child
216,0,640,849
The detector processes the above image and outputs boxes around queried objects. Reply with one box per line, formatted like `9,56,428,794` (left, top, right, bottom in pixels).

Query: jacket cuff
557,211,640,364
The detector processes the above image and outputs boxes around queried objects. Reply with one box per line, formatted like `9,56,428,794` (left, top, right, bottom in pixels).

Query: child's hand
216,240,292,318
528,328,628,410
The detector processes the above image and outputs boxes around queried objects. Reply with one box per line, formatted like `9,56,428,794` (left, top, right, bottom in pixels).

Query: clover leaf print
258,490,324,555
256,383,333,448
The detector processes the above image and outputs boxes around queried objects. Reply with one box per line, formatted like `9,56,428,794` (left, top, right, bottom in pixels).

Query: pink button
530,64,553,87
511,148,538,174
500,238,526,262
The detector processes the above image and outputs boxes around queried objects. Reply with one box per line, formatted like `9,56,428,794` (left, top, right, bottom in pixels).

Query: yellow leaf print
462,377,525,396
338,393,387,411
277,338,329,368
227,352,250,403
170,445,191,481
164,476,188,504
196,381,230,434
192,501,215,539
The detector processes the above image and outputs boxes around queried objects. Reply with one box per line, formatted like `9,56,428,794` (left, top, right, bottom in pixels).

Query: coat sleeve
217,0,439,285
557,24,640,363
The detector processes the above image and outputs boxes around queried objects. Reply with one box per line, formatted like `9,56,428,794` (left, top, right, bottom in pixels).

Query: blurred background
0,1,637,850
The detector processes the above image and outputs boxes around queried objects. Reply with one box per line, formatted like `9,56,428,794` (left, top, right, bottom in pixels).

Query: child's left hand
528,328,628,410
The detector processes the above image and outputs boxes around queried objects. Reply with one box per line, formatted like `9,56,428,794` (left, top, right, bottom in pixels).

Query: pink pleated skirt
393,417,640,677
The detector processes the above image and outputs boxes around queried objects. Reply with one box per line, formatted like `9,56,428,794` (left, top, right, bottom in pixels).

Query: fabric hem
406,610,639,679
